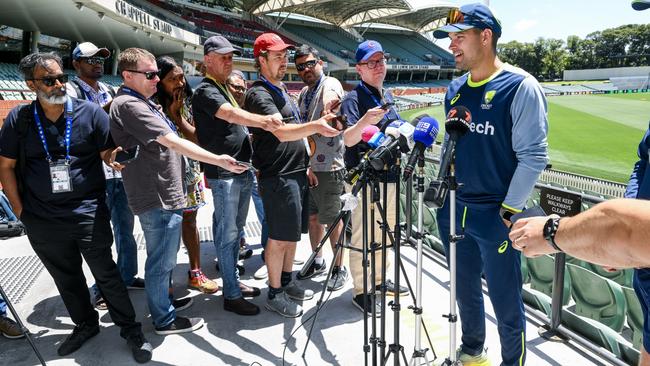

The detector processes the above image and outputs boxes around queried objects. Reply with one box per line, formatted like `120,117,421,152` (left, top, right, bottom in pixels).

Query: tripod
0,283,46,365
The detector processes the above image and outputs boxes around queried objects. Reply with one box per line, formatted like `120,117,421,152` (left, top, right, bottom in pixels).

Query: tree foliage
496,24,649,80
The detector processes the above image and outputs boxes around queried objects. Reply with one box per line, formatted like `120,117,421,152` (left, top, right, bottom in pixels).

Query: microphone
368,120,405,170
424,106,471,208
345,126,381,184
402,115,440,180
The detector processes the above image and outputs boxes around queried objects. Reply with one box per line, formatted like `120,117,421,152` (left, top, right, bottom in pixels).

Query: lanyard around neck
33,97,73,163
359,82,399,122
206,74,239,109
121,87,177,133
260,75,301,123
301,74,324,123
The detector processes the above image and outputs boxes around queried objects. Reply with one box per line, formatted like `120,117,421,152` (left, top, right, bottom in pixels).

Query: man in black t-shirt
245,33,340,318
0,53,152,363
192,35,283,316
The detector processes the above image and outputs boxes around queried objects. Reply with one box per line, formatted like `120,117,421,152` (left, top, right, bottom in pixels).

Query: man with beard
432,4,548,364
245,33,340,317
67,42,145,311
0,53,152,362
292,45,348,291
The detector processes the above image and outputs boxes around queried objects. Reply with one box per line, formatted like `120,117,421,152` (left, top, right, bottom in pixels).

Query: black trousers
22,210,142,339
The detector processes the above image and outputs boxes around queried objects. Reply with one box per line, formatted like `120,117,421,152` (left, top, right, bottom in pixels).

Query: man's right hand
314,114,341,137
359,107,389,126
262,114,284,132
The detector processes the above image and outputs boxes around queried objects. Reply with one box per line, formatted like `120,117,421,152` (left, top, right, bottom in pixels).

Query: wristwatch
543,215,563,252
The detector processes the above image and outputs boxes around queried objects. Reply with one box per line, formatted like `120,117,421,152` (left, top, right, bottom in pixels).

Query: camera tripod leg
0,284,46,365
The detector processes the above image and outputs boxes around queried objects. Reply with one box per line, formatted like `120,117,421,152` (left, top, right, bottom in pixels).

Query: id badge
50,161,73,193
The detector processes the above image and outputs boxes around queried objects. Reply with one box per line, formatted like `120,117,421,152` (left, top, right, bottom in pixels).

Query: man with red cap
244,33,340,317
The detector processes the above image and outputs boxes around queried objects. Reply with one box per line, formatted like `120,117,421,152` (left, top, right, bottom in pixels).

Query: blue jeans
209,173,252,300
0,295,6,317
138,208,183,328
251,174,269,249
0,191,17,223
106,179,138,286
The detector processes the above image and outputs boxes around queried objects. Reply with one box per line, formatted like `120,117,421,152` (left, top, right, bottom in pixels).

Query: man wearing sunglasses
67,42,146,312
110,47,248,335
0,52,152,362
340,39,408,316
292,45,348,291
432,3,548,365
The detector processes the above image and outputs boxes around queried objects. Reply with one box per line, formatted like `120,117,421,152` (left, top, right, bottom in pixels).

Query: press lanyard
300,74,323,123
359,82,399,121
206,74,239,109
121,87,177,133
260,76,301,123
33,97,73,164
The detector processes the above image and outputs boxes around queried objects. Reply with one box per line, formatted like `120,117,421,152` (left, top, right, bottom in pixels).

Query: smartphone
236,161,254,170
510,206,547,224
114,146,139,164
380,101,395,110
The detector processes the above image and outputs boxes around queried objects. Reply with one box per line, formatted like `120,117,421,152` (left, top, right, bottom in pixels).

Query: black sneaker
239,247,253,260
296,260,326,280
215,262,246,276
378,279,409,297
172,297,193,312
352,294,381,317
127,277,146,290
126,333,153,363
57,322,100,356
154,316,204,336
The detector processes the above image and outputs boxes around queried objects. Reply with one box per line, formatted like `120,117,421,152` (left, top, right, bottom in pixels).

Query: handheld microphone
424,106,471,208
397,122,415,153
368,120,405,170
361,125,380,144
367,131,386,148
402,115,440,181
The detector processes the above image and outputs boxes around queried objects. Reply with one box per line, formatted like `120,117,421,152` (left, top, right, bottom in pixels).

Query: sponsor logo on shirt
481,90,496,110
450,93,461,105
468,121,495,136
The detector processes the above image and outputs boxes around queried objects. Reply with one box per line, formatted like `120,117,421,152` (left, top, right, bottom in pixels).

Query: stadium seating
526,254,572,306
566,263,626,332
281,23,358,63
622,286,644,349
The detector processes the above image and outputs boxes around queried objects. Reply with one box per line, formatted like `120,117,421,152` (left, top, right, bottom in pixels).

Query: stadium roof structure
240,0,458,32
242,0,412,28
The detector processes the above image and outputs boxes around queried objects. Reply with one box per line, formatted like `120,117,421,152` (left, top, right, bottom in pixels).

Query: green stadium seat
521,287,552,316
521,255,530,284
423,234,444,255
566,263,626,332
619,340,640,365
582,262,633,287
526,254,572,305
561,309,627,359
622,286,644,349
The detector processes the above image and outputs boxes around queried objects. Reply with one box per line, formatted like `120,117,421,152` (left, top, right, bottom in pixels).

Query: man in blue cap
433,3,548,365
340,39,409,315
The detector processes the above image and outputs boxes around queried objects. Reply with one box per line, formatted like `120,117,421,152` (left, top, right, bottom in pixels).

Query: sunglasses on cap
126,69,159,80
295,59,317,72
445,8,492,30
30,74,69,87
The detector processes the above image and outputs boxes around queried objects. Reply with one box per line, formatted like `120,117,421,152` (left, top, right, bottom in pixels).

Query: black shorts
258,171,309,242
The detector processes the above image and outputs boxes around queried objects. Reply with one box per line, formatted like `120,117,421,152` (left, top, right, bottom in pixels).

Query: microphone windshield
445,106,471,135
361,125,380,142
413,117,439,147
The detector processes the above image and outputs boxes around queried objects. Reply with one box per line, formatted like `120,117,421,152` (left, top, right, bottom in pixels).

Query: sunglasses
80,57,106,65
30,74,69,87
446,8,465,25
296,59,317,72
126,69,159,80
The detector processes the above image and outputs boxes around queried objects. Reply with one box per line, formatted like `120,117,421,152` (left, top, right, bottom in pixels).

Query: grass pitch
398,92,650,182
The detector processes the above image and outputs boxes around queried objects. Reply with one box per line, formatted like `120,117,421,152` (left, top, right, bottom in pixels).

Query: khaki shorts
308,170,346,225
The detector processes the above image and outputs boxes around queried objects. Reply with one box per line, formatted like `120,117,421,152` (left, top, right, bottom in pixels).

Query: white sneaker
254,265,268,280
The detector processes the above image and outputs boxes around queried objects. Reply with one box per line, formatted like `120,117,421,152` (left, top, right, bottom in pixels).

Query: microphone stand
441,157,463,366
408,153,433,366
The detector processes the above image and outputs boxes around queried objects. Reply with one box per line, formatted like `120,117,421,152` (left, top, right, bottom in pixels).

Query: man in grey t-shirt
110,48,246,335
293,45,348,291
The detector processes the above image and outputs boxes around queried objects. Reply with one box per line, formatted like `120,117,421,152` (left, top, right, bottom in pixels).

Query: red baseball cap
253,33,295,58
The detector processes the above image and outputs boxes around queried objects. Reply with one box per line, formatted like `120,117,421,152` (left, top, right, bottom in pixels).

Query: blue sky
410,0,650,43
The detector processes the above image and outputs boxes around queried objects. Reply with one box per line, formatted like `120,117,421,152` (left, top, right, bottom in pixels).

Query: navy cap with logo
433,3,502,39
204,35,242,56
355,40,384,63
632,0,650,10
